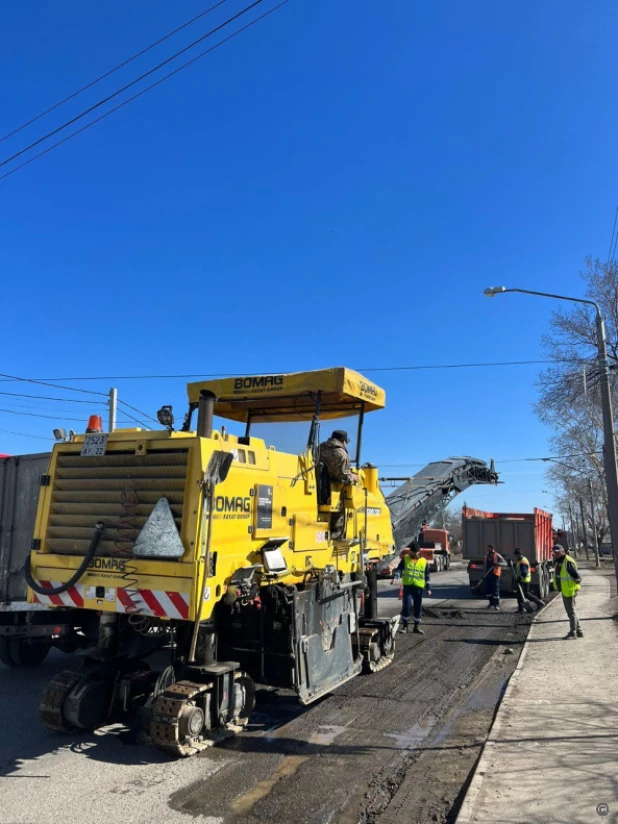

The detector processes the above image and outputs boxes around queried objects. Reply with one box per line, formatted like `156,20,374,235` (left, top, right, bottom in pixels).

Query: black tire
531,569,543,599
539,569,546,598
7,639,51,667
0,637,16,667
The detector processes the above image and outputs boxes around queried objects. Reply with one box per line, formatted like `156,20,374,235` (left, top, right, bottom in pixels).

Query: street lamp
485,285,618,581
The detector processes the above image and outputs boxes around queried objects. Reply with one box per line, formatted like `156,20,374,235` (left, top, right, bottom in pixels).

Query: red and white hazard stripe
115,588,190,620
32,581,190,620
32,581,84,609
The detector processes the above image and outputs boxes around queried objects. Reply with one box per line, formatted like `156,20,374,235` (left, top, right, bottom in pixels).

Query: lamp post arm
501,288,601,318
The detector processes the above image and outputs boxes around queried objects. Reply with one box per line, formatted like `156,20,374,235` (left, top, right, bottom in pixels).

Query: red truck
463,506,554,597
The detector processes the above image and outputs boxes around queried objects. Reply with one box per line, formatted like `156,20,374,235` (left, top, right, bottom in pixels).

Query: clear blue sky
1,0,616,518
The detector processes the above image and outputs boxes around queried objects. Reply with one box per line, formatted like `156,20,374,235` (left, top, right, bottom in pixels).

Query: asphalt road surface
0,562,536,824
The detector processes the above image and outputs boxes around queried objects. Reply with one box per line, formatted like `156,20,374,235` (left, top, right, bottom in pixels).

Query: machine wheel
532,569,543,599
0,638,51,668
39,668,86,732
11,639,51,667
150,673,254,758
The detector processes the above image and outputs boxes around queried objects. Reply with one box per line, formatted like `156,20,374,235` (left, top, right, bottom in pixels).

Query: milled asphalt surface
0,562,531,824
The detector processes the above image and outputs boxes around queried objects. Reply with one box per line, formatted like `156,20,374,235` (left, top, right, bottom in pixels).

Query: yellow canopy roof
187,367,386,423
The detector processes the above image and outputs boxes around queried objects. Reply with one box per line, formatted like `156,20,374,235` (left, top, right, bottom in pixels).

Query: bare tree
437,508,463,547
537,258,618,542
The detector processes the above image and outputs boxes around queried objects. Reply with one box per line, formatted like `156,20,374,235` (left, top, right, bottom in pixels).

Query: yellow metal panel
27,402,396,622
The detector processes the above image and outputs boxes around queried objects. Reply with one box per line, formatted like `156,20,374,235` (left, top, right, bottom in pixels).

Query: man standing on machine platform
318,430,358,539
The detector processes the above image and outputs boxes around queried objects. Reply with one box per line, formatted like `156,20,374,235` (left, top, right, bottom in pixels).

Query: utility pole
594,312,618,584
483,287,618,586
568,503,577,558
108,388,117,433
579,498,590,561
589,478,600,568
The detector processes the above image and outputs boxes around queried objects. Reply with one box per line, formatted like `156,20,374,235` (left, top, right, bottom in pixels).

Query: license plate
81,433,108,456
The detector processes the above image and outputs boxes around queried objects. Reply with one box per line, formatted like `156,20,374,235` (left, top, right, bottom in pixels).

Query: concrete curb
453,595,560,824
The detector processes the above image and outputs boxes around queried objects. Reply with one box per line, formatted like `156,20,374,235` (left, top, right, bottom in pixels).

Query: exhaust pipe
197,390,217,438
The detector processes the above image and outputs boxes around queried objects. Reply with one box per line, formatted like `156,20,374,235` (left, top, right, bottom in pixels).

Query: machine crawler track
358,626,396,674
149,679,245,757
39,669,85,733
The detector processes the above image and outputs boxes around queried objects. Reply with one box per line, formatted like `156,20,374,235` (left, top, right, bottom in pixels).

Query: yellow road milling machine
26,367,398,756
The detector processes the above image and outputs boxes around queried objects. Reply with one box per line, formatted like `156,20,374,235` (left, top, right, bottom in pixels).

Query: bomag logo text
360,381,378,399
88,558,126,573
215,496,251,513
233,375,284,391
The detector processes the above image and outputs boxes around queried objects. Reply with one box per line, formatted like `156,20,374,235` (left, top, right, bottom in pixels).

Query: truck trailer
463,506,554,598
0,453,97,667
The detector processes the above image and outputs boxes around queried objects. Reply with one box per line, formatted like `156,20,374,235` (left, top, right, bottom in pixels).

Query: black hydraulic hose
24,521,105,596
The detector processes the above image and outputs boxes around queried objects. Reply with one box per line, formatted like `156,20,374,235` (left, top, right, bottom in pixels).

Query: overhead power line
0,0,265,171
118,398,158,426
378,451,603,469
0,428,51,442
0,0,289,182
0,0,230,144
0,372,108,396
609,206,618,262
117,408,152,429
0,357,588,384
0,390,103,404
0,407,96,423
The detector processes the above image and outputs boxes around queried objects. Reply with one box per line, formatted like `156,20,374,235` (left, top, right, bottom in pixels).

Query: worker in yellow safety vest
513,548,545,612
551,544,583,639
396,542,431,635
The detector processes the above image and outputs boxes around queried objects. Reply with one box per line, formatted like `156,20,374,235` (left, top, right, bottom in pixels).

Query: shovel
508,561,535,614
189,450,234,662
513,579,536,614
471,567,492,593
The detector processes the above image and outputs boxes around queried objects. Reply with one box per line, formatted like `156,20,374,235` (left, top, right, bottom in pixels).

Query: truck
0,453,97,667
463,506,554,598
418,526,451,572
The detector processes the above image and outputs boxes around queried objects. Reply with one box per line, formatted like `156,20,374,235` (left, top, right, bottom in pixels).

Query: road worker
485,544,505,611
396,542,431,634
513,548,545,611
318,430,358,539
552,544,583,639
318,430,358,485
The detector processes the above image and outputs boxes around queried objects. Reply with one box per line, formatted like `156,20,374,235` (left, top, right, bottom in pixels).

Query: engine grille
45,449,189,556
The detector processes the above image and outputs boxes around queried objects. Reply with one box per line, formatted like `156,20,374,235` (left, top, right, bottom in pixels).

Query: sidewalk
455,567,618,824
